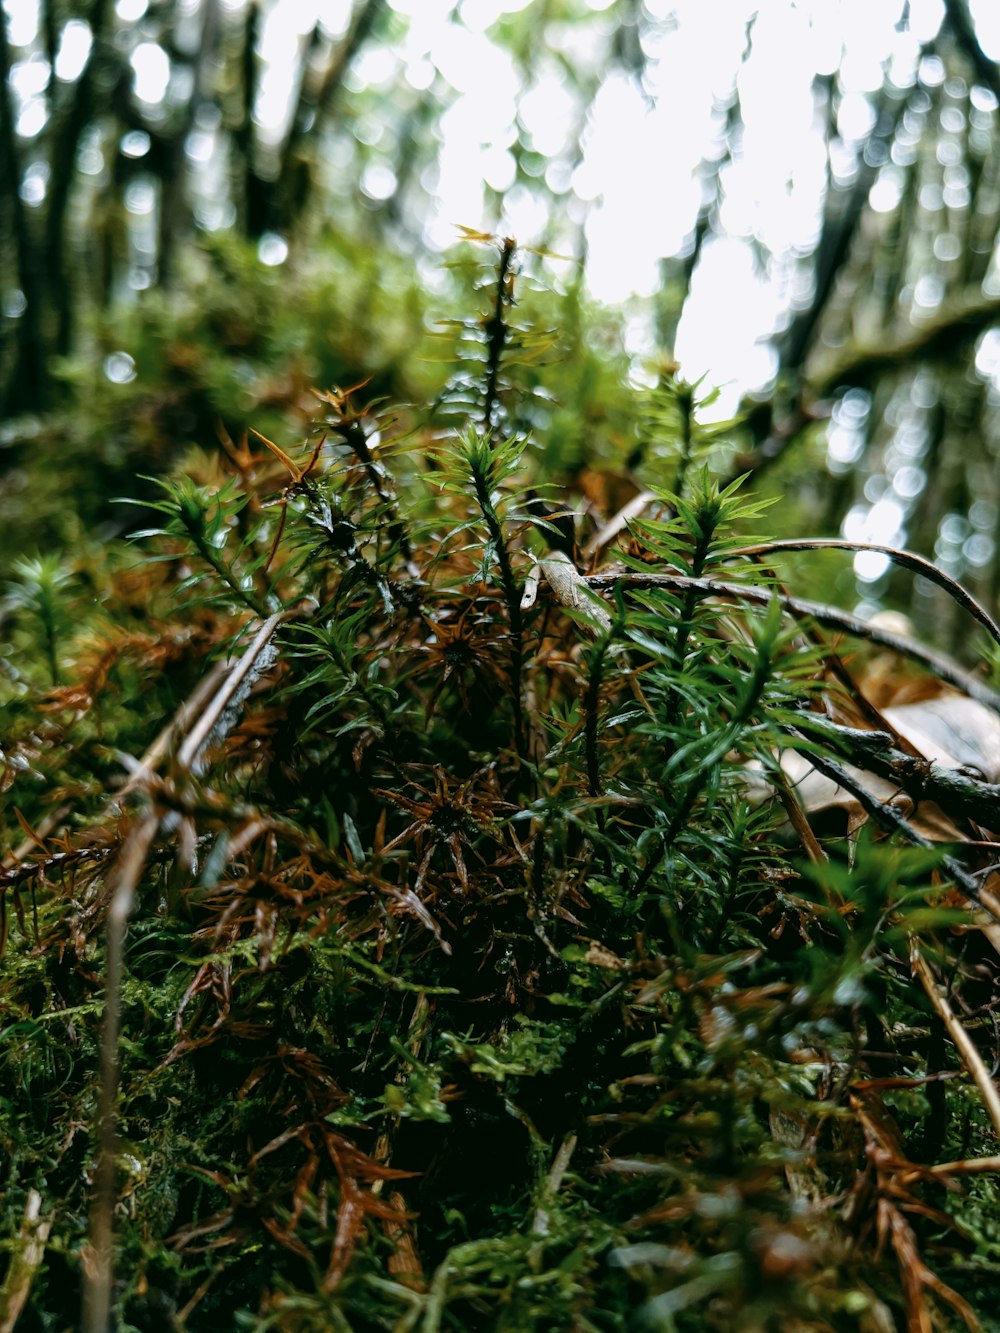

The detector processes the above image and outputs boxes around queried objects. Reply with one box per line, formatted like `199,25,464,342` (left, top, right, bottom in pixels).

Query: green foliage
131,474,276,617
2,240,998,1333
4,554,77,685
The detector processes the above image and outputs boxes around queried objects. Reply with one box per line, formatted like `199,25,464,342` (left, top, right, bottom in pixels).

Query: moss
2,239,997,1332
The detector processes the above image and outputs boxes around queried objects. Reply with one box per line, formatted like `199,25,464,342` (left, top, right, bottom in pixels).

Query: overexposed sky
6,0,964,406
8,1,998,403
251,0,952,405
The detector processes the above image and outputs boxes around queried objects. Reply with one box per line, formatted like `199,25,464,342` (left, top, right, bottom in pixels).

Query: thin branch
177,612,285,769
911,943,1000,1139
786,713,1000,830
729,539,1000,651
772,762,829,865
81,612,286,1333
81,811,159,1333
922,1154,1000,1176
531,1132,578,1237
112,658,232,803
785,735,993,909
0,1190,53,1333
584,569,1000,713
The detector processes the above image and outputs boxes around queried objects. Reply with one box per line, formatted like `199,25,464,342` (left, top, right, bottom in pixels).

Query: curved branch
785,734,992,909
806,288,1000,396
584,568,1000,712
729,538,1000,650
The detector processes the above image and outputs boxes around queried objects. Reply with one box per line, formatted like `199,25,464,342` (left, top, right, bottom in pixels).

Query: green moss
2,239,996,1332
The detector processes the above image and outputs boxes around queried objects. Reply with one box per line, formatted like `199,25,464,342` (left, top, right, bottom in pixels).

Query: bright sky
246,0,950,408
5,0,956,408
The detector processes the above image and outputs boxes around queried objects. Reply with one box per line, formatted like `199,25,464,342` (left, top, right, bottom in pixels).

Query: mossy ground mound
3,245,1000,1332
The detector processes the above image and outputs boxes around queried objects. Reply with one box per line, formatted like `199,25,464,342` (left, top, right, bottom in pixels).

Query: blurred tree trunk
272,0,388,236
158,0,221,286
0,7,47,413
43,0,114,358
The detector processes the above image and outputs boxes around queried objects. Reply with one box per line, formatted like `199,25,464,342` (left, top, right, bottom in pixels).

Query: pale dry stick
581,488,656,560
3,620,287,890
981,884,1000,921
531,1132,578,1237
217,818,270,867
925,1155,1000,1176
894,1154,1000,1190
82,612,287,1333
1,661,232,920
521,551,611,634
113,658,231,803
115,610,285,801
177,612,285,768
728,538,1000,651
82,812,160,1333
910,943,1000,1140
0,1190,53,1333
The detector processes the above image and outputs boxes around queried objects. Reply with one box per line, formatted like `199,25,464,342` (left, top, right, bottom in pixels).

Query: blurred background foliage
5,0,1000,640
